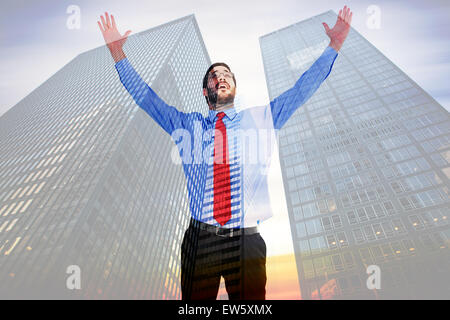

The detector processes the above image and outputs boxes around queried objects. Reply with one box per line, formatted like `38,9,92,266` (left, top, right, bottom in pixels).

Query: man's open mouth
216,83,229,90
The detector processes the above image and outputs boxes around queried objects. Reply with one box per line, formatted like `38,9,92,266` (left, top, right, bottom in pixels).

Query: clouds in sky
0,0,449,117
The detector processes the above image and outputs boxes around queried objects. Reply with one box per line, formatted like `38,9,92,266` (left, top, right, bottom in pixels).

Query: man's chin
217,99,234,107
217,94,235,105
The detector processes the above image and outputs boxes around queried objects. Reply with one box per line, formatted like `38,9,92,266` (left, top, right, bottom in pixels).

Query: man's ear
203,88,210,106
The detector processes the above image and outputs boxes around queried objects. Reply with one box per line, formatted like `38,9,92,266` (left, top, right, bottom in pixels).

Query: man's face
203,66,236,108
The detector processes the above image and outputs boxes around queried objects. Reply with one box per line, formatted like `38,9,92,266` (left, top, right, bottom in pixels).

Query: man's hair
202,62,236,89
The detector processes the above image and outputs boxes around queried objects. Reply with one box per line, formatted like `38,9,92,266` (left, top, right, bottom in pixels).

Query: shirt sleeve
270,46,338,130
115,58,188,135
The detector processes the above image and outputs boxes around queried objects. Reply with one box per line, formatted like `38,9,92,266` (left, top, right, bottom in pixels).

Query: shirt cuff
324,45,338,58
115,57,130,73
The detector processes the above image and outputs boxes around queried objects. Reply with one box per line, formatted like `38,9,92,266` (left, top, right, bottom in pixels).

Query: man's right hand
98,12,132,63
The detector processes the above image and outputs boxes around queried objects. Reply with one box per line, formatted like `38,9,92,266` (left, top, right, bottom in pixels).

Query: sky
1,0,449,117
0,0,449,260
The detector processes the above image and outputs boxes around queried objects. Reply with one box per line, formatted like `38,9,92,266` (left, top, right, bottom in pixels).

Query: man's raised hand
322,5,352,52
97,12,131,63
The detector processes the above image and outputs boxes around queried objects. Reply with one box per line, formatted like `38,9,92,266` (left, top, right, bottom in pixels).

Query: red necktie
213,112,232,226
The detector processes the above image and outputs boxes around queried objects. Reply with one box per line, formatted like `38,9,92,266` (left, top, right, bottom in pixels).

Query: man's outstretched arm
98,12,187,135
271,6,352,130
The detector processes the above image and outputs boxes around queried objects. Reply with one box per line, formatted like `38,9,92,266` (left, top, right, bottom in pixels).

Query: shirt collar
208,107,237,122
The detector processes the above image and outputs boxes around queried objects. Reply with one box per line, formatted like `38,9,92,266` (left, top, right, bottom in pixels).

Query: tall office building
260,11,450,299
0,15,211,299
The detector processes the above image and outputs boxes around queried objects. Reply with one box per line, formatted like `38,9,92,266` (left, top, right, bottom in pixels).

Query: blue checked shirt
115,46,338,228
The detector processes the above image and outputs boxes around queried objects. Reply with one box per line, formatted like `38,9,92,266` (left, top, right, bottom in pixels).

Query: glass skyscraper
260,11,450,299
0,15,211,299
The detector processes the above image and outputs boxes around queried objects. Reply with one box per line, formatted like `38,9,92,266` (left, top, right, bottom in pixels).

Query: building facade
260,11,450,299
0,15,211,299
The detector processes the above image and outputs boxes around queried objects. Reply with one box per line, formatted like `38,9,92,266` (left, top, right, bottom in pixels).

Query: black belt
190,219,259,238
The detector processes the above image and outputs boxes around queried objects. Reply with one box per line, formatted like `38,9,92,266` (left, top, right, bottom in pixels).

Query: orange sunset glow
217,253,302,300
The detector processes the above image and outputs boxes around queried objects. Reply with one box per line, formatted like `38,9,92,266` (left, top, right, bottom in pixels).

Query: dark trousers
181,221,267,300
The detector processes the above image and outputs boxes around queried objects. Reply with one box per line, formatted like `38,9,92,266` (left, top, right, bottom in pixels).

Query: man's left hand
323,5,352,52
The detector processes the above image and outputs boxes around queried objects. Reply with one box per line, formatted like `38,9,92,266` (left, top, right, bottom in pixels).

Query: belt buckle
216,227,233,237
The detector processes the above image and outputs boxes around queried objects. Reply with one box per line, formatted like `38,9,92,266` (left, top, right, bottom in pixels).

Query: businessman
98,6,352,300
